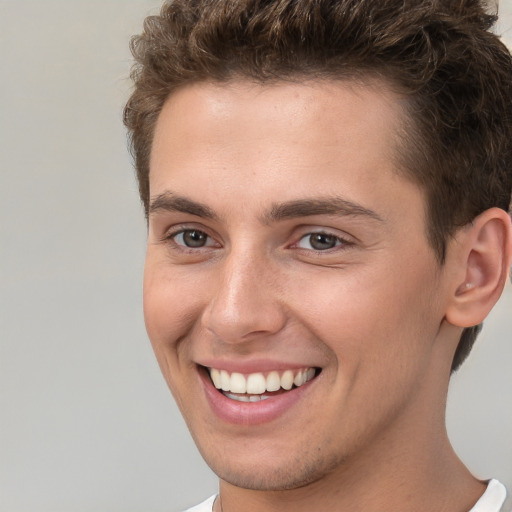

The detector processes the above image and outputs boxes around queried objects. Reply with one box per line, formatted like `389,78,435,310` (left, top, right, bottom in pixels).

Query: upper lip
196,358,321,374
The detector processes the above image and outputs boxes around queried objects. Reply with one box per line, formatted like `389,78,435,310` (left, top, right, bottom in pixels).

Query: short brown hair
124,0,512,371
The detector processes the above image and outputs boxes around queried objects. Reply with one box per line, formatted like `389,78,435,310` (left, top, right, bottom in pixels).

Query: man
124,1,512,511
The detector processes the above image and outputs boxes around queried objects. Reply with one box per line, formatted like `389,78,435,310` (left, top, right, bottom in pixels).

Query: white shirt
183,479,508,512
469,480,508,512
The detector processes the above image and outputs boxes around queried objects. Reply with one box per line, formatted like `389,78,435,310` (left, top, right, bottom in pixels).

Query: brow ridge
149,192,218,220
149,192,383,224
264,197,384,223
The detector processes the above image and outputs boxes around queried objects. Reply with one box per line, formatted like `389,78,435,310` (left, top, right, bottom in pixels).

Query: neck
217,422,484,512
217,434,483,512
216,336,485,512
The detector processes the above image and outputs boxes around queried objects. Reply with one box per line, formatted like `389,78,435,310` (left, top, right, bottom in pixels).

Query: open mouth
205,367,320,402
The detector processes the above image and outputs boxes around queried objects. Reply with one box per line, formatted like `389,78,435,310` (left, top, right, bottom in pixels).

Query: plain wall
1,1,511,511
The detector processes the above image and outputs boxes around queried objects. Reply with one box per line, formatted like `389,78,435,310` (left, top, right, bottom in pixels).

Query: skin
144,80,508,511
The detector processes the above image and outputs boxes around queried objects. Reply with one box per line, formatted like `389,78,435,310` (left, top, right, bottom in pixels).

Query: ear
445,208,512,328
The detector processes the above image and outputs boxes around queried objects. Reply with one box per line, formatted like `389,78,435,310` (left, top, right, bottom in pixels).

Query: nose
201,249,287,344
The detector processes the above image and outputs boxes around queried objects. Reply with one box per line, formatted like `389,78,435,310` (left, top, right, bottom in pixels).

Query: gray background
1,1,511,511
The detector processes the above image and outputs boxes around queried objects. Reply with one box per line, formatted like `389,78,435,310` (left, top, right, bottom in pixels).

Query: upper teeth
209,368,316,395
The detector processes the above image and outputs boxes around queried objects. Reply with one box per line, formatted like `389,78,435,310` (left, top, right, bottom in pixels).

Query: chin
199,439,345,491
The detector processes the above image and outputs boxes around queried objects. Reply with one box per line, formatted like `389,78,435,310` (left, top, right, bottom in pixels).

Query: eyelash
163,228,353,253
163,228,219,250
294,232,353,252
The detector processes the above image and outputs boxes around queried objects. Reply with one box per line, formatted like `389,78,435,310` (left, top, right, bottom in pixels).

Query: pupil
310,233,336,250
183,230,207,247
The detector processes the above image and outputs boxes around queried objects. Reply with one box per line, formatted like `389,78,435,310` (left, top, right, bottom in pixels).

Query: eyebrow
264,197,384,223
148,191,383,224
149,192,218,220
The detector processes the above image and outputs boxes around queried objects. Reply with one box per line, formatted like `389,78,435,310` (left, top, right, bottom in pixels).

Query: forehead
149,79,422,224
151,79,407,170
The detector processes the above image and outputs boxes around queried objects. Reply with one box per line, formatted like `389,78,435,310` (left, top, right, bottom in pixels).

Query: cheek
144,256,201,337
292,263,441,372
142,260,211,414
142,258,207,381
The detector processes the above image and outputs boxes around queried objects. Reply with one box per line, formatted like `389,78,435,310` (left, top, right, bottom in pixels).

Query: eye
171,229,216,248
296,232,347,251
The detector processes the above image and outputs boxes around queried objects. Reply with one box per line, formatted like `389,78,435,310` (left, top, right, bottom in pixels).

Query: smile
208,367,317,402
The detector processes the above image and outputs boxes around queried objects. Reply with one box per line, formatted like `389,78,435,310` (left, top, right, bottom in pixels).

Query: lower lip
199,368,316,426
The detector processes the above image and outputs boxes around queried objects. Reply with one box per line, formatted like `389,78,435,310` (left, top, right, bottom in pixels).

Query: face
145,80,451,491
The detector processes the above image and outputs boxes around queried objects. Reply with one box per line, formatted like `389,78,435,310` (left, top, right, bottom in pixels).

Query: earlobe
445,208,512,328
